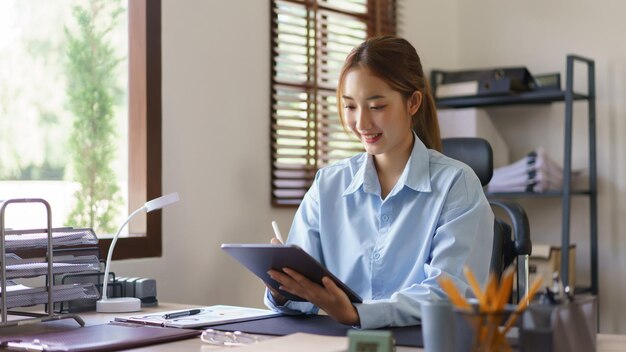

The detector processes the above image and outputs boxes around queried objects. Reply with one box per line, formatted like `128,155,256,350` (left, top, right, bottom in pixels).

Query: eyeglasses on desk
200,329,260,346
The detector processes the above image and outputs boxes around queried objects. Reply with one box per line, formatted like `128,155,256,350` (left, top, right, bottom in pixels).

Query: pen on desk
271,221,284,243
163,309,202,320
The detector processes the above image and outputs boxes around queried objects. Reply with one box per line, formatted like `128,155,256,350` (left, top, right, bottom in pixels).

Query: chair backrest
441,137,493,186
441,137,532,302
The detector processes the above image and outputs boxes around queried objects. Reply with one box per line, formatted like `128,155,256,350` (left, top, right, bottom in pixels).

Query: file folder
0,322,200,351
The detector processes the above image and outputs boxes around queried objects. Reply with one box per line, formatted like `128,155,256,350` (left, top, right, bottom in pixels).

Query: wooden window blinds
271,0,396,206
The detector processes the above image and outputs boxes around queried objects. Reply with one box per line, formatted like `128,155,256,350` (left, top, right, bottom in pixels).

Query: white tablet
221,244,363,303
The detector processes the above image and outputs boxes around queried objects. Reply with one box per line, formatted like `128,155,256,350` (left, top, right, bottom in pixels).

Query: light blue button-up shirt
265,135,494,329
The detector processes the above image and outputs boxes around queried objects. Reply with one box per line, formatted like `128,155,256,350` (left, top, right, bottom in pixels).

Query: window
270,0,396,206
112,0,162,260
0,0,161,260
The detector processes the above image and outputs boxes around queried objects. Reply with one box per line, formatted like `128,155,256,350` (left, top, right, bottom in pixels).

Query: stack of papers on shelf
488,148,577,193
4,254,100,279
4,227,98,250
115,305,281,328
5,262,99,279
4,253,100,279
0,282,99,309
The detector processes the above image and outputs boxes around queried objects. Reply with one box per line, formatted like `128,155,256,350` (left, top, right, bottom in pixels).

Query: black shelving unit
432,55,598,296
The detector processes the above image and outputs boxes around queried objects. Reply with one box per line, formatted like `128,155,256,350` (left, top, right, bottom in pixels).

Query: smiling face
341,66,422,162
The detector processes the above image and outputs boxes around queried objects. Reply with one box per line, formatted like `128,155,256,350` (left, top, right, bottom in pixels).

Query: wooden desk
5,303,626,351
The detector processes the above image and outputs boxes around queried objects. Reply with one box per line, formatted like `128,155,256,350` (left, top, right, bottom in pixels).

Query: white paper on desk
115,305,281,328
213,333,348,352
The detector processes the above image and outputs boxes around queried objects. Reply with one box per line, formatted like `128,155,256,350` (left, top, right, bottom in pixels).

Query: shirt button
382,214,389,222
374,252,381,261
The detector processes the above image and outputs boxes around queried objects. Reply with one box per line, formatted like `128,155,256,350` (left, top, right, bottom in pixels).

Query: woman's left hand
267,268,360,326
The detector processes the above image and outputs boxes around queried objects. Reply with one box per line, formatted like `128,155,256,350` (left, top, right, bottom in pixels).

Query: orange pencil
484,273,498,312
438,277,471,310
502,275,544,333
464,266,485,305
494,268,515,312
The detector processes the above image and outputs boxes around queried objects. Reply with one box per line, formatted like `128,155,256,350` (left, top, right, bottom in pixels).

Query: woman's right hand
266,236,288,305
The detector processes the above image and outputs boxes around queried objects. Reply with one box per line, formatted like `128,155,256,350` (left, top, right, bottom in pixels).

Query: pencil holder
454,307,515,352
519,295,597,352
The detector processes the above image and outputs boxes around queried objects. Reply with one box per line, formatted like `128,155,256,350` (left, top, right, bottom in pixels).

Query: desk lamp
96,192,180,313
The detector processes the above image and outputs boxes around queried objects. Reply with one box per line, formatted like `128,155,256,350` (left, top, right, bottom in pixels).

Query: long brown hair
336,35,442,152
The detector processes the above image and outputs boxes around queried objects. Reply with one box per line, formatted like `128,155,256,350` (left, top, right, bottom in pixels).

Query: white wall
403,0,626,333
109,0,626,334
108,0,295,310
398,1,460,72
458,0,626,334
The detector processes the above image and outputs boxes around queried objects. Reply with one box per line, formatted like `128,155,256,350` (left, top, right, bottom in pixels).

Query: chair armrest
489,199,532,256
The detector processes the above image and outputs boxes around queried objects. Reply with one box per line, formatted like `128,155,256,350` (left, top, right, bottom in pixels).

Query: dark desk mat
209,314,423,347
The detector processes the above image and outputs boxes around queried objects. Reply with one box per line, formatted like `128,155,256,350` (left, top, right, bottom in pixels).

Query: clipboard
0,322,200,351
221,244,363,303
114,305,281,328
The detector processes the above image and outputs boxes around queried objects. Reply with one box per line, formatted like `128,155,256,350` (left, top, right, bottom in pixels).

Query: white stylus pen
271,220,285,243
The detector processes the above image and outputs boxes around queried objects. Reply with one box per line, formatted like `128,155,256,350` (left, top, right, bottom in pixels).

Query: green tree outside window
64,0,124,234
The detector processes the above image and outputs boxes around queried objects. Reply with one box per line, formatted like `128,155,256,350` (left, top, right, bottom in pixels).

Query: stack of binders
487,148,569,193
431,67,534,99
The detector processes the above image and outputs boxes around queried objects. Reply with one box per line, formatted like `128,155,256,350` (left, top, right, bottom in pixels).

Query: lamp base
96,297,142,313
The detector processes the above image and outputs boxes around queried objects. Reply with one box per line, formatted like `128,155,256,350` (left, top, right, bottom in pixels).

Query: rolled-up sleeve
263,174,323,316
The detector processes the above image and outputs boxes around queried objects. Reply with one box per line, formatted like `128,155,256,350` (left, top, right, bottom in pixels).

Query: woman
265,35,493,329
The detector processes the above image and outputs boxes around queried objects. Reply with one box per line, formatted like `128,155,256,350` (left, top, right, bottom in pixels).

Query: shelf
487,190,592,199
434,55,598,297
436,89,589,109
574,286,594,295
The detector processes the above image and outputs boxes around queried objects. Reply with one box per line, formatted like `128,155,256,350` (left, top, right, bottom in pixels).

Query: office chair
441,137,532,302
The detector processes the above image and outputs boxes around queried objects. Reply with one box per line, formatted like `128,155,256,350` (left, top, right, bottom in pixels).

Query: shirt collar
342,153,377,196
403,133,432,193
342,132,432,197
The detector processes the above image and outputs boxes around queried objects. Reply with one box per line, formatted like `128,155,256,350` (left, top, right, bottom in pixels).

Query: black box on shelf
431,67,534,98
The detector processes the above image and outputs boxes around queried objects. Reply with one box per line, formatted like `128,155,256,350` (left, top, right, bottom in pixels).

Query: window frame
98,0,162,260
270,0,396,207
